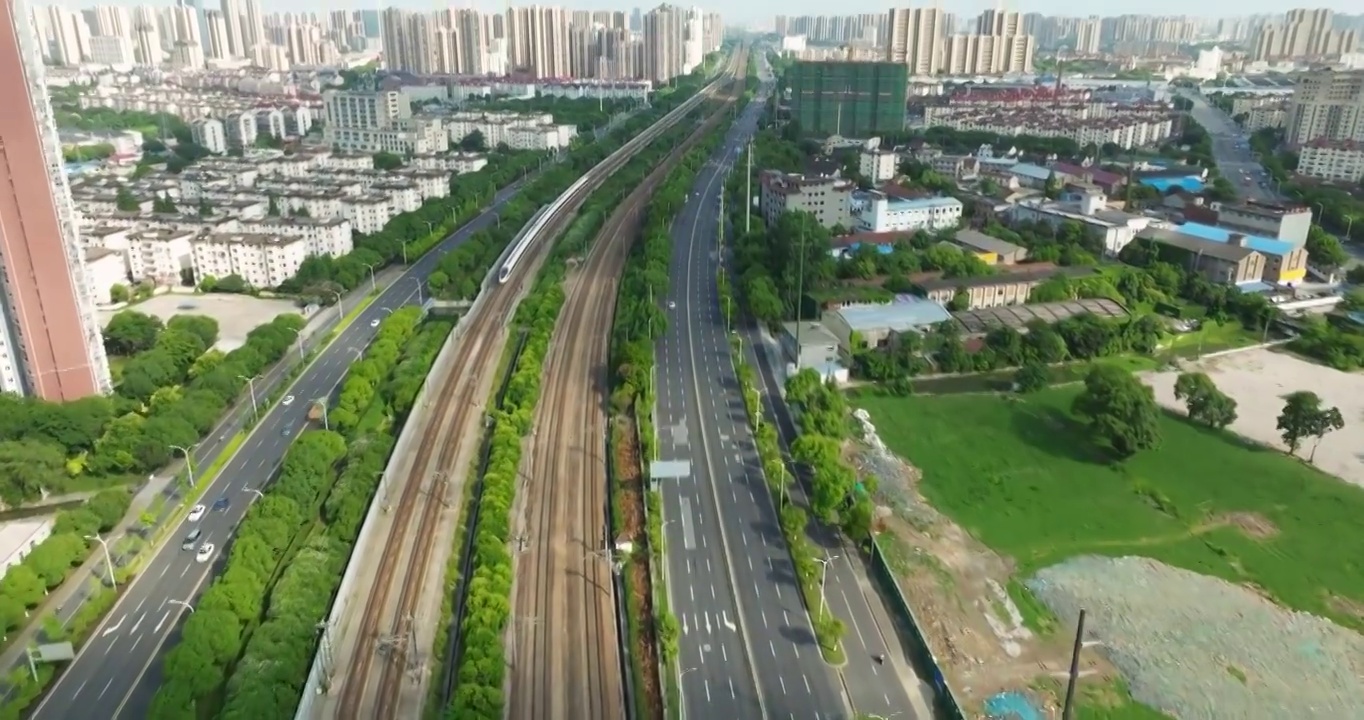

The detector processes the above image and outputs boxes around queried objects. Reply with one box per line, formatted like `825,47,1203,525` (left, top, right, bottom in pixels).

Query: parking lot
101,293,306,351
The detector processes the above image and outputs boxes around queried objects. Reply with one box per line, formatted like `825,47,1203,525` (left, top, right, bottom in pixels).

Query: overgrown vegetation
145,306,449,718
856,388,1364,633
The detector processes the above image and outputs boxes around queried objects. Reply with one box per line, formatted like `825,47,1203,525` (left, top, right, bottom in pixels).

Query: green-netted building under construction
786,61,908,138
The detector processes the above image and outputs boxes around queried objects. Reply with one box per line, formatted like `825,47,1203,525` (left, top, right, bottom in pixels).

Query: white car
282,395,295,406
195,543,215,563
187,504,207,522
668,301,676,309
370,318,381,328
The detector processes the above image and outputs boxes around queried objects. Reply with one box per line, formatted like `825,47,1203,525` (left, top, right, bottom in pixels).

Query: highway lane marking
803,674,812,694
721,643,728,662
158,563,170,578
840,586,871,653
704,680,711,702
133,598,146,615
711,584,716,599
770,640,776,658
154,612,169,633
129,612,145,635
729,678,736,698
181,564,190,578
96,677,115,701
778,676,786,694
752,581,760,598
101,614,125,638
128,635,142,654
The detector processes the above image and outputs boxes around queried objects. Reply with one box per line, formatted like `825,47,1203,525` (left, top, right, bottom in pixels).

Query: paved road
30,182,528,720
1181,90,1281,203
656,68,846,720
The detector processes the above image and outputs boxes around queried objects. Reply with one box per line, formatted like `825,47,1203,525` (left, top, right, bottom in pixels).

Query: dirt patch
1211,511,1279,540
1144,348,1364,488
614,416,662,720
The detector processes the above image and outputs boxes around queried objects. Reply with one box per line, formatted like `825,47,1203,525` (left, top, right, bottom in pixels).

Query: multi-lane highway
655,61,847,720
29,181,527,720
1181,90,1281,202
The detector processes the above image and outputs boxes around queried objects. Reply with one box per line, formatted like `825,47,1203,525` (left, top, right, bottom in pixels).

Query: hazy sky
58,0,1363,31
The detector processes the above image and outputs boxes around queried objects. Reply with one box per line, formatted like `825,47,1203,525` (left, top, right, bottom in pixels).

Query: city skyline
44,1,1364,27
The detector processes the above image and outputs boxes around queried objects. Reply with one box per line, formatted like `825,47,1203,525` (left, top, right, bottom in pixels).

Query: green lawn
857,388,1364,634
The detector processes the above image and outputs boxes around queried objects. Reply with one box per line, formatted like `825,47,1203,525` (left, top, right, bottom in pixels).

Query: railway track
329,61,739,720
508,50,748,720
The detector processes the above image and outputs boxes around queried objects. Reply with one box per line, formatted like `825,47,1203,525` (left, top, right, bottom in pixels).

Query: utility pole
1061,609,1088,720
718,188,725,252
794,227,807,355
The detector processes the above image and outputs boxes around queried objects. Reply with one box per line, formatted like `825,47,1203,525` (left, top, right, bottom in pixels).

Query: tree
1044,171,1062,199
1276,390,1344,461
109,283,131,303
373,151,404,170
103,310,164,355
1014,361,1049,393
1071,364,1161,459
1172,371,1237,429
115,187,140,212
460,129,488,152
197,197,214,216
1305,226,1349,269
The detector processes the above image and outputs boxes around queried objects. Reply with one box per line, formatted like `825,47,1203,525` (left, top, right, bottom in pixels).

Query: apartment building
192,233,310,288
1252,8,1358,62
125,228,195,285
1295,141,1364,183
1284,69,1364,147
859,147,899,183
411,152,489,174
917,266,1086,310
923,105,1175,150
444,111,579,152
190,117,227,154
84,247,127,304
224,111,257,149
758,170,856,230
322,90,448,155
1246,104,1287,132
1010,189,1154,257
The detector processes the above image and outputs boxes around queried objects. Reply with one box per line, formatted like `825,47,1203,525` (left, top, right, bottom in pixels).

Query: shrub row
147,307,437,719
218,315,454,719
329,307,423,433
442,99,717,720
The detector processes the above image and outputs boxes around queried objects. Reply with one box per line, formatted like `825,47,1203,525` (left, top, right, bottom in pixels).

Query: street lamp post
285,326,305,361
244,487,264,502
362,263,377,293
85,534,116,589
237,375,259,419
410,277,424,305
167,598,195,613
815,554,839,617
329,290,344,322
170,444,195,487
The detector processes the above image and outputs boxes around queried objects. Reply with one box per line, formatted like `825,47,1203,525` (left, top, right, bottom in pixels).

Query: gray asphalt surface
28,181,526,720
1181,90,1281,202
656,69,847,719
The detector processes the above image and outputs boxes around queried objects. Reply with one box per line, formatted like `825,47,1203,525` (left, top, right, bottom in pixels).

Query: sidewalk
0,268,401,680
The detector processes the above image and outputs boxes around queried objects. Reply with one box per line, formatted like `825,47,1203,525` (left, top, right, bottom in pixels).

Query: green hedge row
442,101,716,720
219,315,454,719
145,306,444,719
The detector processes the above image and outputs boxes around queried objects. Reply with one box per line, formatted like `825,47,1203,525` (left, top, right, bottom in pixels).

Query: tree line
0,488,132,635
445,92,716,720
146,306,446,718
0,310,301,507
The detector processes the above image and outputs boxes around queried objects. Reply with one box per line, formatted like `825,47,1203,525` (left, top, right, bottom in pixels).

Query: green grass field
857,387,1364,634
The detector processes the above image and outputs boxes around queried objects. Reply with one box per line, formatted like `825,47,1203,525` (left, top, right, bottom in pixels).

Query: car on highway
211,495,230,512
370,318,381,328
187,504,206,522
195,543,215,563
181,527,202,550
282,394,294,405
668,300,676,309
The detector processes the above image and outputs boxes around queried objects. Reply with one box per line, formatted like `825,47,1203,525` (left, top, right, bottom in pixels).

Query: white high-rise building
1285,69,1364,146
190,118,227,154
46,6,89,65
88,35,135,65
220,0,245,56
682,8,703,75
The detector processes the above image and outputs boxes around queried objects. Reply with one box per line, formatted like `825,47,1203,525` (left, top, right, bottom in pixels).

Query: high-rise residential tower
0,0,112,400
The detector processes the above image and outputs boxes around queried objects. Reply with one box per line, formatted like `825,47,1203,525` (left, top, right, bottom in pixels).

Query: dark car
212,495,231,512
